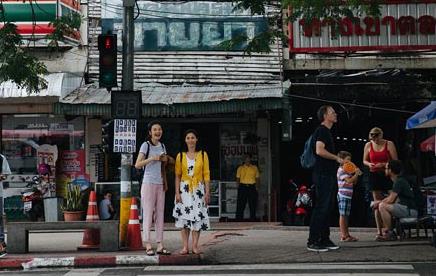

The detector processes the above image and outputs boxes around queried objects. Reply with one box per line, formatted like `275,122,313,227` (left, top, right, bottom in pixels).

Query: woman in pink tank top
363,127,398,240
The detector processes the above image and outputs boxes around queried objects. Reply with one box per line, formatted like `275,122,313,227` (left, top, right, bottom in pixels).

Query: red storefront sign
59,150,85,178
289,1,436,53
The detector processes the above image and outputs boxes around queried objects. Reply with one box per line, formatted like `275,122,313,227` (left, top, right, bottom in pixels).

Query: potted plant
62,184,85,221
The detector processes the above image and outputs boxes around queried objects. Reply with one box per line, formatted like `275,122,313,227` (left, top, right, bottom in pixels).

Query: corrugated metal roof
61,83,283,104
55,82,284,117
54,98,283,117
0,73,82,98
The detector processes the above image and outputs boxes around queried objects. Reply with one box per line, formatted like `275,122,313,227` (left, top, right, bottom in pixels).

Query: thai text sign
113,119,137,153
101,1,267,51
290,1,436,53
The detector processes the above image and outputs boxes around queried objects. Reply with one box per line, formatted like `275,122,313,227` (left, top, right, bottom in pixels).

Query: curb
0,254,202,270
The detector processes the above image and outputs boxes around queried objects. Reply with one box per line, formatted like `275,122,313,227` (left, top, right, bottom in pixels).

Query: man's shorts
337,195,352,217
392,203,418,218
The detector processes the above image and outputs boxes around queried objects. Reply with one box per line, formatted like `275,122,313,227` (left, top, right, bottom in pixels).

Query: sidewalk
0,222,435,270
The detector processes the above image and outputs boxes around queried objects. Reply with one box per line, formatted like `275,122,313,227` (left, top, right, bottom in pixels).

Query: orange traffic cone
126,197,143,250
78,190,100,250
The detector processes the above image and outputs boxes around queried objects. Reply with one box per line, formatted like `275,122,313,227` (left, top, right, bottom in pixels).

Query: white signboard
113,119,137,153
290,2,436,53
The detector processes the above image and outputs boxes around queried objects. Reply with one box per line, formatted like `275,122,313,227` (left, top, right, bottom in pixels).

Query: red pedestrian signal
98,34,118,89
104,37,113,49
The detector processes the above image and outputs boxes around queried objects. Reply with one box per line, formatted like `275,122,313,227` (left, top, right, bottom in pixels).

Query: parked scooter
22,176,44,221
282,179,298,226
293,185,312,226
282,179,313,226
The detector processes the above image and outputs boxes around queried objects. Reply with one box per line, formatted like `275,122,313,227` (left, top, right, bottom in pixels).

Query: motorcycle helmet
298,185,308,192
38,163,51,176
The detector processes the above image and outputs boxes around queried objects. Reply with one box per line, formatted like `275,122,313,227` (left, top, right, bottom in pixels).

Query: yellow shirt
236,164,260,185
175,151,210,193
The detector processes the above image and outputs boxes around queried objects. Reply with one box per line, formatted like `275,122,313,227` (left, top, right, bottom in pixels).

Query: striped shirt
337,167,354,199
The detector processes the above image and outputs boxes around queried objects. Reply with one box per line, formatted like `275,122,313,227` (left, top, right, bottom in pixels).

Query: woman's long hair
178,129,204,164
146,120,162,146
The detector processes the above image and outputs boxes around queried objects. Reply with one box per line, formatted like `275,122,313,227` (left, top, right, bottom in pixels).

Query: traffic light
101,120,114,153
98,34,118,89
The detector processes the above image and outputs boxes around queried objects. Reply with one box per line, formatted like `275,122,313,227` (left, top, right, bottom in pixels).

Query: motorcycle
282,179,298,226
282,179,313,226
293,185,312,226
22,176,44,221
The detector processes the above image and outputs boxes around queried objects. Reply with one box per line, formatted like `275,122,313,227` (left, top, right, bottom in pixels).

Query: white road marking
64,268,105,276
139,274,419,276
143,263,415,271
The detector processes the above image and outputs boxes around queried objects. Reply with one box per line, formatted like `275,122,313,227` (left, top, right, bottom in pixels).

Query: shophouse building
282,0,436,226
53,0,286,222
0,0,89,220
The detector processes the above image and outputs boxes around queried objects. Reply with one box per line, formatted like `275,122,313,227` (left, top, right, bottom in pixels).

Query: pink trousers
141,183,165,243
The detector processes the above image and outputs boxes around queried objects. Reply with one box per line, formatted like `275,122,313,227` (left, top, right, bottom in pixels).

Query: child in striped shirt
337,151,362,242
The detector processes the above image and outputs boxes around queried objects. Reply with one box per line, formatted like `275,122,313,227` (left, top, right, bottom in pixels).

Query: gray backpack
300,134,316,169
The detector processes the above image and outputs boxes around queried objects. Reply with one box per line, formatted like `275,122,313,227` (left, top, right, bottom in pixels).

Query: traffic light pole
119,0,135,247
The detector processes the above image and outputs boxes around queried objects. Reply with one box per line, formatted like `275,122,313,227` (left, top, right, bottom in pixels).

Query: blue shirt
99,198,112,220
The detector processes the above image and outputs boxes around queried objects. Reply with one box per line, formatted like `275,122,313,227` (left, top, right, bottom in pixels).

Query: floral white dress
173,157,210,231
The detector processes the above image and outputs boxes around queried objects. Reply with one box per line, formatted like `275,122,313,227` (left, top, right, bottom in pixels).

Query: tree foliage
47,12,81,49
283,0,381,22
0,7,81,93
0,23,48,94
227,0,381,54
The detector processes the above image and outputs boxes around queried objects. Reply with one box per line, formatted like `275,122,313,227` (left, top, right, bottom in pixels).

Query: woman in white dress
173,129,210,255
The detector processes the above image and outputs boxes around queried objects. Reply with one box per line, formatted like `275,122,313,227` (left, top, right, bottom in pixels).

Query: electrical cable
134,0,140,20
104,2,266,18
28,0,37,47
32,0,53,16
0,0,5,25
285,93,416,114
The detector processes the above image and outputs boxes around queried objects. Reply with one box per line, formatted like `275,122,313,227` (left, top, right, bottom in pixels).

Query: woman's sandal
179,249,189,255
341,235,358,242
192,249,203,255
156,248,171,255
376,233,397,242
145,248,155,256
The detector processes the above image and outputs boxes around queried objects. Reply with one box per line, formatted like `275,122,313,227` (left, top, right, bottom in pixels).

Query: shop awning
406,101,436,129
54,83,285,117
0,73,82,103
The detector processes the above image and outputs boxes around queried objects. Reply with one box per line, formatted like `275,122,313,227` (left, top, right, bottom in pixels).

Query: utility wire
28,0,37,47
0,0,6,25
104,2,265,18
32,0,53,16
134,0,140,20
285,93,416,114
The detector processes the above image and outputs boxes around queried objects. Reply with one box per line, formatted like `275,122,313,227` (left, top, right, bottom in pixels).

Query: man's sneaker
322,239,340,250
307,243,329,252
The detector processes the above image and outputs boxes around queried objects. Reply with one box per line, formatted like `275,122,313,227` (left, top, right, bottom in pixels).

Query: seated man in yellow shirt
236,154,260,221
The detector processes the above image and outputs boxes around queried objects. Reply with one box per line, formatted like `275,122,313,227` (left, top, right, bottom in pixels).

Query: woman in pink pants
135,121,174,256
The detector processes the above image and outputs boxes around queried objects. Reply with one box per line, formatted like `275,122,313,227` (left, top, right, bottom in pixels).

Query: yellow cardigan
175,151,210,193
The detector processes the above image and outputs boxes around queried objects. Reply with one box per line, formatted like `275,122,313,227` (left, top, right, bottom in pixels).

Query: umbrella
406,101,436,129
420,134,435,152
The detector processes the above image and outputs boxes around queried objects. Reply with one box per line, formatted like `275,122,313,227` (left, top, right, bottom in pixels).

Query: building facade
52,0,286,221
282,0,436,226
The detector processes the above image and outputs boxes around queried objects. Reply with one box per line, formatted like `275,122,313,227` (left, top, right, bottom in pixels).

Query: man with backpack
307,105,343,252
372,160,417,241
